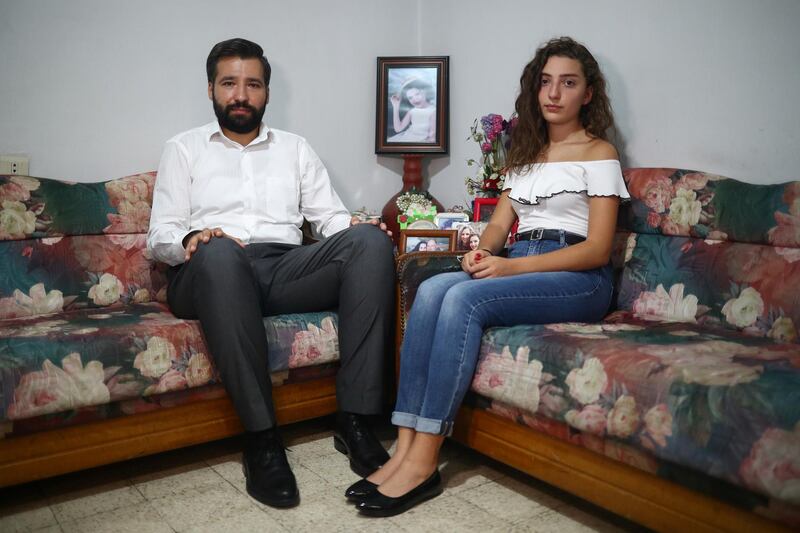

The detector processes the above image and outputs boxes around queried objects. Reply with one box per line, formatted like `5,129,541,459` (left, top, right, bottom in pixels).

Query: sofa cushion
621,169,800,247
0,172,161,319
616,169,800,341
615,233,800,342
0,234,167,320
0,303,339,422
0,173,154,241
469,314,800,508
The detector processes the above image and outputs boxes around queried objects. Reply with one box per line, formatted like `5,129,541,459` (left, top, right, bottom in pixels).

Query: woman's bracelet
478,248,493,256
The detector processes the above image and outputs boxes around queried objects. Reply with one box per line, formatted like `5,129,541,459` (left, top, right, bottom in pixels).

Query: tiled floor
0,417,647,532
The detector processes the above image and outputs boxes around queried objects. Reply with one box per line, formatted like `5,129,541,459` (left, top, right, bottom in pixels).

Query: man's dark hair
206,38,271,86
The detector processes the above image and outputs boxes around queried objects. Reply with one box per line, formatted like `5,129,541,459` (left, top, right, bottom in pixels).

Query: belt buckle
531,228,544,240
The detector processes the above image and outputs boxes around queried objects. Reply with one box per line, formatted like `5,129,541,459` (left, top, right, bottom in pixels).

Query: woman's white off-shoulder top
503,160,630,237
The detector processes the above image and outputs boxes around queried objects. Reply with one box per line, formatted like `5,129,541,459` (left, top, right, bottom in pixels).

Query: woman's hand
460,249,483,273
468,255,516,279
390,94,401,108
461,249,513,278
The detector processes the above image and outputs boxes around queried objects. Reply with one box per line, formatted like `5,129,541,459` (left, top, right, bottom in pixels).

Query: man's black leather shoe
333,412,390,478
357,470,443,517
242,427,299,508
344,478,378,503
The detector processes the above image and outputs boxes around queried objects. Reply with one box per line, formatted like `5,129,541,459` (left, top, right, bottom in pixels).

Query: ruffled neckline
532,159,619,165
505,160,628,206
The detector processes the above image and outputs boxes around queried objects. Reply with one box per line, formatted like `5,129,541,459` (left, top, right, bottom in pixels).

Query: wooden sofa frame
0,376,337,488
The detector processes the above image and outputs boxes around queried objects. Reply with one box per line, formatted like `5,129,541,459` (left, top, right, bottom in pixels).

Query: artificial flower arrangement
396,190,437,230
465,114,516,198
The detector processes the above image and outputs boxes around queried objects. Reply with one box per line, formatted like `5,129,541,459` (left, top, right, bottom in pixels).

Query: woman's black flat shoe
356,470,442,517
344,478,378,502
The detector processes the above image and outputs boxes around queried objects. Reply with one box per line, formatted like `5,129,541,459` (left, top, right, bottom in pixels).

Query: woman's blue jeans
392,233,614,436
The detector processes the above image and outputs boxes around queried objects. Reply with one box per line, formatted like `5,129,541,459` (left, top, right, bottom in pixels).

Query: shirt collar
206,121,271,146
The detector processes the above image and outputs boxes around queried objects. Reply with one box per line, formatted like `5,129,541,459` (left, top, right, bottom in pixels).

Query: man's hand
350,215,392,238
183,227,244,261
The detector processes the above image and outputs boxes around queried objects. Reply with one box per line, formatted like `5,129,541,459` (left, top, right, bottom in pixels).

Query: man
147,38,394,508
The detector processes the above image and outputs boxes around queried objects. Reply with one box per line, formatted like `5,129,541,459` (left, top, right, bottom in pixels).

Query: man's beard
212,94,266,135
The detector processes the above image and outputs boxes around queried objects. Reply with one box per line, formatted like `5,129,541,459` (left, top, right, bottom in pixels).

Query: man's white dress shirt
147,121,351,266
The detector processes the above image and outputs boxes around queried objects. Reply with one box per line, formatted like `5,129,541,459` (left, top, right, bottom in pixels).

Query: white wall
0,0,417,210
1,0,799,211
423,0,800,208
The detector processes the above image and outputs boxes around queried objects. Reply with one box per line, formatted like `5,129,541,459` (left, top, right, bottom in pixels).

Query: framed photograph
375,56,449,154
399,229,457,254
453,221,487,251
470,198,519,245
473,197,498,222
434,212,469,230
407,219,438,230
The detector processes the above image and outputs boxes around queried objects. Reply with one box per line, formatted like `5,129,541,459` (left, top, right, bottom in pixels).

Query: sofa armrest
396,251,463,337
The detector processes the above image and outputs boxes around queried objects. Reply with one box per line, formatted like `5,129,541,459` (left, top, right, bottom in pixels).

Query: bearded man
147,38,394,508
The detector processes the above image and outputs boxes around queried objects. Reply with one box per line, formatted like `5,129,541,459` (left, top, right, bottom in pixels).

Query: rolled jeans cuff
391,411,454,436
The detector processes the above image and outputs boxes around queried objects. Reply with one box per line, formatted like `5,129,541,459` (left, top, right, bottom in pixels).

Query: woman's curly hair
506,36,615,172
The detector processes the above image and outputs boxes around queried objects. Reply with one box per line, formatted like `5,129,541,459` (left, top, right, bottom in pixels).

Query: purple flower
480,114,503,137
481,142,492,153
480,117,494,137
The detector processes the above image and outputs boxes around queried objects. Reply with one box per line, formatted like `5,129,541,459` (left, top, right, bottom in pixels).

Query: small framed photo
399,229,457,254
434,212,469,230
473,197,498,222
453,221,487,251
375,56,449,154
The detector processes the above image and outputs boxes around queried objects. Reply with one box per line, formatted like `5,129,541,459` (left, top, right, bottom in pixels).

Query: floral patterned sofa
396,169,799,532
0,172,343,487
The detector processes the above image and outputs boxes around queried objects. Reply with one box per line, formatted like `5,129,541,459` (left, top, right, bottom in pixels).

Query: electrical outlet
0,155,30,175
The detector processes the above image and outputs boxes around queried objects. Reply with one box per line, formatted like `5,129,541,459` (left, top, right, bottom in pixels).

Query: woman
350,36,630,517
457,226,473,251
